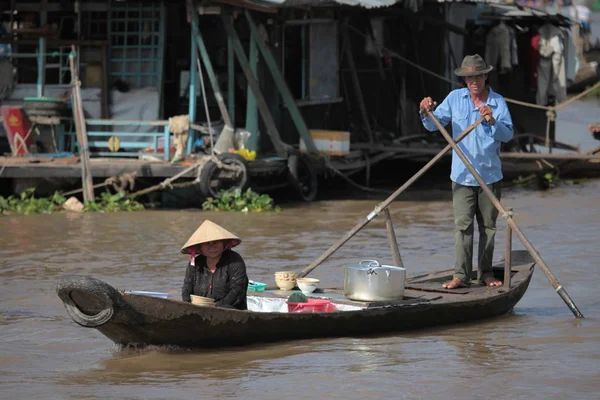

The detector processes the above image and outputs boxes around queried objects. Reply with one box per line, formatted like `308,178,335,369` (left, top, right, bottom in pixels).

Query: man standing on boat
419,54,514,289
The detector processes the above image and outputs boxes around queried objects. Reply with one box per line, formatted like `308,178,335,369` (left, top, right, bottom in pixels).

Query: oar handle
419,107,491,122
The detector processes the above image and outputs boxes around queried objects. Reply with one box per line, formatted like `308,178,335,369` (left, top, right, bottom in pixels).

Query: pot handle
359,260,380,267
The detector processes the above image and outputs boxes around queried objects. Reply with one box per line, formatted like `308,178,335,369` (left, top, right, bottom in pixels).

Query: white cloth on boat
246,295,365,313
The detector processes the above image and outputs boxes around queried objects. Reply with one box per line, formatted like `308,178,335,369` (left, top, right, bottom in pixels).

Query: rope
346,24,459,89
346,23,599,117
505,97,552,110
61,172,138,197
321,154,392,194
197,57,215,157
554,81,600,112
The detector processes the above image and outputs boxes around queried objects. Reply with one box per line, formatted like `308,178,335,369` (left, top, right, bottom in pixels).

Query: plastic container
125,290,170,299
287,299,336,313
247,281,267,292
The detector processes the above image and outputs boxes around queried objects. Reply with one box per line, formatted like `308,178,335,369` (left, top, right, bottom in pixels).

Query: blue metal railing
65,119,170,160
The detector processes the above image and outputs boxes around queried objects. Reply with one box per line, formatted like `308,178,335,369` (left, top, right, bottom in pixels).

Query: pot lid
345,260,406,271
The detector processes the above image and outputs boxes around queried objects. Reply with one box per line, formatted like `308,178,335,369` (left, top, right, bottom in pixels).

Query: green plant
84,192,145,212
202,188,281,213
0,189,66,215
0,189,144,215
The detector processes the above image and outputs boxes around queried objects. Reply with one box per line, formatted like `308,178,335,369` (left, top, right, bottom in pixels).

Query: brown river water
1,90,600,399
1,176,600,400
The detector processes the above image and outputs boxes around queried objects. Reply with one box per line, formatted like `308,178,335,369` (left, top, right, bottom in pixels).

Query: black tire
23,100,67,111
56,275,119,328
199,153,249,199
22,108,66,117
287,152,318,202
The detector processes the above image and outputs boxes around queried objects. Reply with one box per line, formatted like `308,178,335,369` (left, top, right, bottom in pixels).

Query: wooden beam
222,16,288,158
504,207,513,288
245,25,259,150
213,0,277,14
245,11,318,153
0,158,286,179
384,208,404,269
188,0,233,128
69,46,95,203
342,20,374,144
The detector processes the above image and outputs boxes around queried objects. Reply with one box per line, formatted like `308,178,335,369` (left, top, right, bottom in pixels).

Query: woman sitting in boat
181,220,248,310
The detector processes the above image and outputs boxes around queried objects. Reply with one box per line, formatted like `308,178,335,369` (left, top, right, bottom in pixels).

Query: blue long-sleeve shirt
421,87,514,186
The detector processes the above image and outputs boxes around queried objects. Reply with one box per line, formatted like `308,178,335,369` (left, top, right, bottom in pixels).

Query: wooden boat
56,250,535,348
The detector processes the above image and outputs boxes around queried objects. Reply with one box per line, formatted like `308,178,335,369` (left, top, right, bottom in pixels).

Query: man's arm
420,93,453,132
490,98,514,143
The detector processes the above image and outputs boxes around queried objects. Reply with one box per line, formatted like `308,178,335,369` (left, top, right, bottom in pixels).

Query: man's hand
419,97,437,113
479,105,496,126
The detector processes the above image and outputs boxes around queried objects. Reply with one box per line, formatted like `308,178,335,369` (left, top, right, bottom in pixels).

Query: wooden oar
298,114,488,279
425,110,584,318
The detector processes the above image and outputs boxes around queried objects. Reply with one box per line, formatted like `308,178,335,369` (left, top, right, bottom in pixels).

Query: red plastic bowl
287,299,336,313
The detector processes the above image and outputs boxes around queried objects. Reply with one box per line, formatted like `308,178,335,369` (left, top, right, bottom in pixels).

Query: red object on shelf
287,299,336,313
1,106,34,156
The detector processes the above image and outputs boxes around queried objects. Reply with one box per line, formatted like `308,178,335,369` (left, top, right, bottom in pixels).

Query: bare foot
442,277,468,289
484,276,503,287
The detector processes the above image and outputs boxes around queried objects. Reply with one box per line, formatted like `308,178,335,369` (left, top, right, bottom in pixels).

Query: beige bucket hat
180,220,241,255
454,54,493,77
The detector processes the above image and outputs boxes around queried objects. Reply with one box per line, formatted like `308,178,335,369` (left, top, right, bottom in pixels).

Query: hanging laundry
0,60,14,100
528,32,541,90
561,27,579,85
508,25,519,68
485,21,512,74
536,22,567,105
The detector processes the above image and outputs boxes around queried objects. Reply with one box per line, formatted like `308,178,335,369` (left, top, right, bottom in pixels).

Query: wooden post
228,27,236,127
244,11,317,153
222,16,288,158
245,25,258,147
342,19,374,144
504,207,513,288
426,110,584,318
188,0,233,128
383,208,403,268
69,46,95,203
187,17,198,154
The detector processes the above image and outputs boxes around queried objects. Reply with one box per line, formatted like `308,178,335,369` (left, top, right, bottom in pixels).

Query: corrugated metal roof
433,0,513,3
326,0,400,8
242,0,402,9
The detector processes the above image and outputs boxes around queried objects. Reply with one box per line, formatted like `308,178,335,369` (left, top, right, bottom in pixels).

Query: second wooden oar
425,110,584,319
298,114,488,279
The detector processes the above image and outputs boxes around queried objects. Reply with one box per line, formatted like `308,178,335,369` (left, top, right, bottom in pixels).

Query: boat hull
57,252,534,348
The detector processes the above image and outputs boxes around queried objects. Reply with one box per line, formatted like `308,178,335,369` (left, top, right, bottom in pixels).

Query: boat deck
0,156,287,179
253,257,534,310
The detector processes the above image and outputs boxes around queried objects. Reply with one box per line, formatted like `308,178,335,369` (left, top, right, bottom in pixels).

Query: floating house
0,0,593,201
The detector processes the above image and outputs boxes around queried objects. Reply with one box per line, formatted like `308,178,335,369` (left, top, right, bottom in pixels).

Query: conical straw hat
180,220,241,254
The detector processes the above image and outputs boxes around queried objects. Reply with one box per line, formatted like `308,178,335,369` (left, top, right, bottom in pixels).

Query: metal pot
344,260,406,302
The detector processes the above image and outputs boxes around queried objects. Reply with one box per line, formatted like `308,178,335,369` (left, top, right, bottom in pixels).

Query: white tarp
247,295,364,313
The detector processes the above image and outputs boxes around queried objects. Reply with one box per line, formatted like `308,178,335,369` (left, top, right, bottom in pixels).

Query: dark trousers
452,181,502,283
